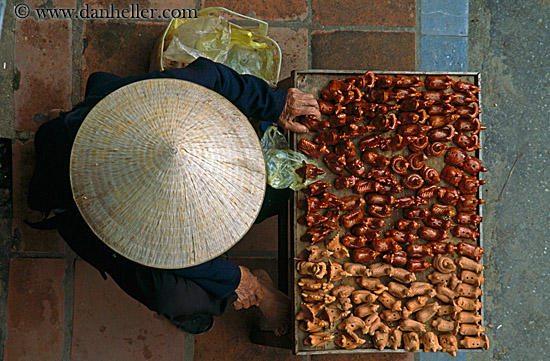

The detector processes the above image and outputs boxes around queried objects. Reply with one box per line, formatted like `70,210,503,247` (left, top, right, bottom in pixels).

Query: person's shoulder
180,57,218,73
160,57,217,75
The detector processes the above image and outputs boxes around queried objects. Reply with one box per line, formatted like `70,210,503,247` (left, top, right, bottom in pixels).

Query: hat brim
70,79,266,269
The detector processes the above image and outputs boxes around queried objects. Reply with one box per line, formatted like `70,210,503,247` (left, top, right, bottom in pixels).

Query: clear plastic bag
260,126,324,191
162,15,231,65
150,7,281,86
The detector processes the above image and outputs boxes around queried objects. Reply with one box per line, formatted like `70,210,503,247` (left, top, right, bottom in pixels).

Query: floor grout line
261,20,417,32
60,3,84,359
72,0,84,104
416,0,422,71
61,252,77,361
0,0,15,140
0,2,16,356
0,222,11,361
9,252,66,258
307,0,312,70
183,333,195,361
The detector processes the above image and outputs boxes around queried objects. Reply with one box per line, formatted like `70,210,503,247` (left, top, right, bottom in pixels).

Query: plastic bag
223,31,273,81
260,126,324,191
162,15,231,65
150,7,281,86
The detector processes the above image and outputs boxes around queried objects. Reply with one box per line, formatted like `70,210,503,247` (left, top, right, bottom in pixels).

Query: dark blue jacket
41,58,287,319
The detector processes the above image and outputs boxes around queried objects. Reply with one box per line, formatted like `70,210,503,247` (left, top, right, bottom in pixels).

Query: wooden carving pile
294,73,488,356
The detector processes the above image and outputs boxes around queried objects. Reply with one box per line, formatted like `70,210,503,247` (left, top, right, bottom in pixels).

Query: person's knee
108,261,230,320
147,287,189,317
135,271,197,319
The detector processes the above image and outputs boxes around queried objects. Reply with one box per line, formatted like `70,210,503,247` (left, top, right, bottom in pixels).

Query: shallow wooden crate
287,70,485,355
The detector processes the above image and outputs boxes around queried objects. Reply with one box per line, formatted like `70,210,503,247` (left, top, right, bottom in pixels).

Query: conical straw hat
70,79,266,269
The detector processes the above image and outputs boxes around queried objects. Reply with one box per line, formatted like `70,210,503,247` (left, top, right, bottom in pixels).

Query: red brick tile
195,307,298,360
84,0,195,9
21,0,76,12
232,215,278,252
268,27,308,81
71,260,186,360
5,258,65,361
81,0,196,19
14,18,73,132
203,0,308,21
12,140,65,253
312,0,415,27
311,352,413,360
81,21,166,95
195,308,301,361
142,0,197,9
311,31,415,71
194,260,299,361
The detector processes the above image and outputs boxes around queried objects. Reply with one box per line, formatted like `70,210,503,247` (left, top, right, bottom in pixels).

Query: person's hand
234,266,264,310
277,88,321,133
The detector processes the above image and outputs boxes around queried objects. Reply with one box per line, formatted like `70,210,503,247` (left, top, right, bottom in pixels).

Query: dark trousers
58,183,290,321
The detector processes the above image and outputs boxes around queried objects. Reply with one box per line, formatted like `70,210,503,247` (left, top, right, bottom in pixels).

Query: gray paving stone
418,351,467,361
421,0,469,36
468,1,550,360
0,0,6,42
420,35,468,72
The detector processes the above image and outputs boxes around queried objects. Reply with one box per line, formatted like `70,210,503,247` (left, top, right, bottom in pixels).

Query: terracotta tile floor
1,1,428,360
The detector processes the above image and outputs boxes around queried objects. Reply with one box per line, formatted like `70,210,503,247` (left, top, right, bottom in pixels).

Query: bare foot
252,269,290,336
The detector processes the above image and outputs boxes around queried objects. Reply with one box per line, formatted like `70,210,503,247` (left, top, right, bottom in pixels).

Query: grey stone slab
0,0,5,42
420,35,468,71
417,351,467,361
0,0,14,139
0,140,11,361
468,0,550,360
421,0,469,36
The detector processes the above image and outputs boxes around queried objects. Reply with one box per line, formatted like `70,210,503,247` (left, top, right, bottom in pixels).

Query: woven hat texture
70,79,266,269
